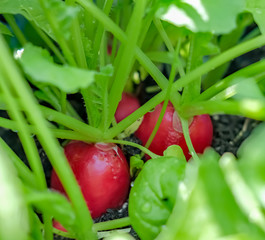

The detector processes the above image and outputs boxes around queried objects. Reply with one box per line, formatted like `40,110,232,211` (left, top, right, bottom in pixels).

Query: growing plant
1,0,265,240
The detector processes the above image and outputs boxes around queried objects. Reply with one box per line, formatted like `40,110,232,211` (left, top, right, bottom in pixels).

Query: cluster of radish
51,92,213,229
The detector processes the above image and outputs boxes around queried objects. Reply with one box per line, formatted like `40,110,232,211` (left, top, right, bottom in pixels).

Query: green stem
0,42,53,240
197,60,265,102
181,99,265,121
100,31,106,68
107,34,265,138
144,46,180,150
153,18,174,52
0,117,91,142
38,0,77,66
4,14,27,46
30,21,66,64
93,217,131,231
43,215,53,240
106,0,147,128
104,90,166,139
180,118,200,163
171,34,265,96
91,0,114,68
0,67,46,191
75,0,168,89
70,16,88,68
41,106,103,141
104,139,159,159
60,91,67,114
0,35,96,240
110,13,120,62
0,138,37,189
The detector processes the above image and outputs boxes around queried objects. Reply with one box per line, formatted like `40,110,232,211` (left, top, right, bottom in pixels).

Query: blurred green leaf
157,0,245,34
238,122,265,209
0,143,30,240
19,43,98,93
27,189,76,233
129,156,186,240
0,0,78,40
0,22,13,36
246,0,265,34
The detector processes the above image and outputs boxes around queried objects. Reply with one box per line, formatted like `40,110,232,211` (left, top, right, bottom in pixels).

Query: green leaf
85,65,113,127
130,155,144,177
0,0,78,40
157,0,245,34
27,189,76,233
0,22,13,36
163,145,186,162
246,0,265,34
238,122,265,209
129,156,186,240
0,143,30,240
19,43,97,93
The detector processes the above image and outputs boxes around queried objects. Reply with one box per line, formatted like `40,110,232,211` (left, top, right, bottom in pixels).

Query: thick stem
0,35,96,240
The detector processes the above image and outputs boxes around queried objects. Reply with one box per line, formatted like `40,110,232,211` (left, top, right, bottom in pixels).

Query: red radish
51,141,130,219
135,102,213,160
53,220,67,232
115,92,141,123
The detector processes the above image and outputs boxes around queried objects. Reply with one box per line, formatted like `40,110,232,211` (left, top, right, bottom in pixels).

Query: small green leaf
0,22,13,36
129,156,186,240
163,145,186,162
19,43,98,93
157,0,245,34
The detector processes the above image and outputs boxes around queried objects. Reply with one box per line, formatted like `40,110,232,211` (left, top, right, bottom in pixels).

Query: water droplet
141,202,152,213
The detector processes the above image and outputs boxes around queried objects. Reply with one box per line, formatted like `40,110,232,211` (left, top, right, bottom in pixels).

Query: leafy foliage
0,143,30,240
129,156,186,240
157,0,245,34
19,43,96,93
0,0,78,40
246,0,265,34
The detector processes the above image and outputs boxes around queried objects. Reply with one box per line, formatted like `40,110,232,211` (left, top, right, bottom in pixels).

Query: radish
115,92,140,123
51,141,130,219
135,102,213,160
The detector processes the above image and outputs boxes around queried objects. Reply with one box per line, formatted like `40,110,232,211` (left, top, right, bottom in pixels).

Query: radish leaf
18,44,99,93
157,0,245,34
0,0,78,40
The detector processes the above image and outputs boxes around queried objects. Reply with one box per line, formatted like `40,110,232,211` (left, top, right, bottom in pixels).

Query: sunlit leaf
129,156,186,240
246,0,265,34
19,44,97,93
0,0,78,40
0,143,30,240
157,0,245,34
